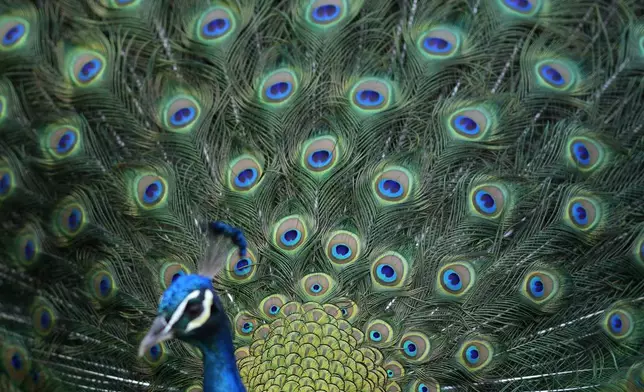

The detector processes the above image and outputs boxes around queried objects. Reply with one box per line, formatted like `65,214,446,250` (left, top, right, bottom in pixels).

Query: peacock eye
185,302,203,318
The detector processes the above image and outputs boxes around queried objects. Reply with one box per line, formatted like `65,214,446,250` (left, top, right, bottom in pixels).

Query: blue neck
194,329,246,392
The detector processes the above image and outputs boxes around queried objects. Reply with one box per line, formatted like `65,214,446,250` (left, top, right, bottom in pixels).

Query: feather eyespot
228,155,263,193
3,345,30,383
225,248,257,282
71,52,105,86
259,69,298,105
521,271,559,305
448,108,492,140
48,127,80,158
334,298,359,322
160,262,191,290
32,304,56,337
365,319,394,346
0,168,15,199
564,197,600,232
325,230,360,268
0,17,29,49
633,234,644,269
350,78,393,113
603,309,634,340
469,184,507,219
143,342,167,366
299,273,336,302
411,379,440,392
371,252,408,290
0,95,6,121
259,294,288,319
535,60,575,91
458,339,493,371
399,332,431,363
56,202,86,237
273,215,308,252
437,262,475,298
89,269,117,302
384,360,405,379
135,175,167,208
16,230,40,266
566,137,604,172
501,0,541,14
302,136,339,174
198,7,235,41
420,28,460,58
307,0,347,26
234,312,259,341
163,96,200,132
103,0,139,7
373,167,412,204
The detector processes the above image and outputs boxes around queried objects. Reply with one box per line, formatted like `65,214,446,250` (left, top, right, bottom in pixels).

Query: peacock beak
138,316,174,357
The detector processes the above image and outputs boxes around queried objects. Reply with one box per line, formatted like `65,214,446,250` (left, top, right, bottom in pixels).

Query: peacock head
138,273,227,356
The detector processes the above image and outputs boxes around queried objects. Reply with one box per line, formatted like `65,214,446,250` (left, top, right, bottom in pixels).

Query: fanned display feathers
1,0,644,391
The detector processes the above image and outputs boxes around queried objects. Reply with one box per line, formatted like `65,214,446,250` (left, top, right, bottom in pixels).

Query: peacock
1,0,644,391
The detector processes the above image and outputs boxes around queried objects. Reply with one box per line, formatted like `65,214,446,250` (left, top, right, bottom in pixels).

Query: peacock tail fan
1,0,644,391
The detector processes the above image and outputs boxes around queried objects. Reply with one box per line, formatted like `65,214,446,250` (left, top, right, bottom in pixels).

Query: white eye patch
186,290,213,332
163,289,213,334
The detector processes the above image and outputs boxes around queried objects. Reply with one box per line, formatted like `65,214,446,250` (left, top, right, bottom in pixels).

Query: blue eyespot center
418,384,429,392
11,353,22,370
539,65,565,86
0,173,11,195
376,264,397,283
149,344,160,360
503,0,533,12
465,345,480,364
24,239,35,261
67,208,82,231
387,369,394,377
423,37,452,54
572,142,590,165
281,229,302,247
475,190,497,214
378,179,403,198
78,59,103,83
311,283,322,293
143,180,164,204
241,322,253,333
356,90,384,107
171,107,196,127
403,340,418,357
2,23,25,46
99,276,111,296
370,330,382,341
442,269,463,291
56,130,77,154
40,310,51,329
308,149,333,168
234,168,257,188
234,258,251,276
331,244,352,260
610,314,623,333
204,18,230,37
453,115,480,135
269,305,279,315
341,308,348,316
266,82,292,101
313,5,341,22
528,276,545,298
571,202,588,225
